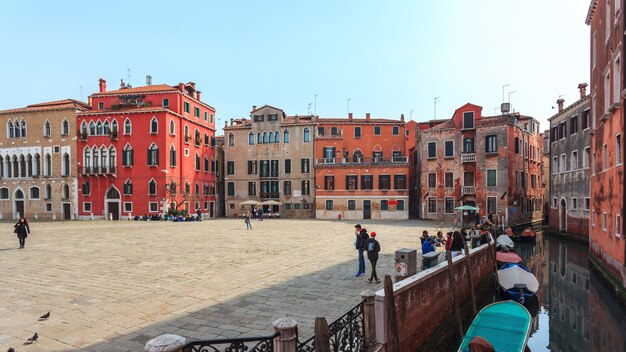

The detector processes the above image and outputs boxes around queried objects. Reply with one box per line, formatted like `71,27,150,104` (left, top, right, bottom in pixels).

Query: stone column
361,290,377,346
273,318,298,352
144,333,186,352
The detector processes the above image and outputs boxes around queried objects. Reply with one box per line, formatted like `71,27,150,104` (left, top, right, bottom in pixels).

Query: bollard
273,318,298,352
361,290,377,346
144,333,185,352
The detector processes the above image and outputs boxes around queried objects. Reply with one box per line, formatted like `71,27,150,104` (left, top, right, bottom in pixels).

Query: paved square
0,219,443,351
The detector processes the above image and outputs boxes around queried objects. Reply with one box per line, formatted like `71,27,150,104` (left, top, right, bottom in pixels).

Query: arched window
26,154,32,176
170,144,177,167
4,155,11,178
44,120,51,137
195,152,200,171
169,180,177,196
150,117,158,134
62,119,70,136
195,129,201,146
228,132,235,146
45,183,52,199
62,183,70,199
169,119,175,135
89,121,96,135
249,132,254,145
185,181,190,194
269,132,274,143
100,146,108,172
62,153,70,176
263,132,269,144
29,186,40,199
353,149,364,162
184,125,189,142
0,187,9,199
274,130,280,143
96,121,103,135
7,121,13,138
304,127,310,142
20,120,26,137
103,121,111,135
34,154,41,176
19,155,26,177
195,182,200,195
124,118,131,134
84,147,91,170
109,146,116,170
123,179,133,195
148,179,157,195
15,189,24,199
82,181,90,196
283,130,290,143
12,155,18,177
514,137,520,154
14,120,21,138
44,153,51,176
92,147,99,168
147,143,159,166
204,156,209,172
122,144,133,167
80,121,87,133
111,120,118,135
257,132,262,144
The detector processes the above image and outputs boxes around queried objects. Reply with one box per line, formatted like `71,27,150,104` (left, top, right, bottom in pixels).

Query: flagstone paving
0,218,445,351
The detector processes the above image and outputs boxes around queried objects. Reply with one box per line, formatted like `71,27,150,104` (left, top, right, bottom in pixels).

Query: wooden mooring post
314,317,331,352
446,251,464,339
384,275,400,352
464,243,478,315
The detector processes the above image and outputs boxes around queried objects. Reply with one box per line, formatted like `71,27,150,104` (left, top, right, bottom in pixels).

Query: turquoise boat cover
458,301,531,352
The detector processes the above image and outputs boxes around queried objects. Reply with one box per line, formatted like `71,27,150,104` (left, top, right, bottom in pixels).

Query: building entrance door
363,200,371,219
63,203,71,220
14,189,24,219
105,187,120,220
209,202,215,218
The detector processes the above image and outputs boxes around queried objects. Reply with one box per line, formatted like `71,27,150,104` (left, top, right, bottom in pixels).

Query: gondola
497,263,539,305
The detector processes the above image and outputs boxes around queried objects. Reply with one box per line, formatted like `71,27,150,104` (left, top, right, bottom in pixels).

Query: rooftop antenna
502,83,510,103
146,75,152,86
434,97,440,119
314,94,318,117
307,103,312,115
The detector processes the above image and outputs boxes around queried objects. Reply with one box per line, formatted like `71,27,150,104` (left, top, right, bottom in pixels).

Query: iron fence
183,332,279,352
297,301,365,352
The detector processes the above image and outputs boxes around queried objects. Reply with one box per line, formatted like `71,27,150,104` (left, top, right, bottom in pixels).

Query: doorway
106,187,120,220
63,203,71,220
363,200,371,219
14,189,24,219
209,202,215,218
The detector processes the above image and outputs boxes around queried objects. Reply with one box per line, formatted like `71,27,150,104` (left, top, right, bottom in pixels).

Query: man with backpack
354,224,369,277
365,231,381,284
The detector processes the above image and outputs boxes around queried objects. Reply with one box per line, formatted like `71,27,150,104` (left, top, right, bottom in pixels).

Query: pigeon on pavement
27,332,38,343
39,312,50,320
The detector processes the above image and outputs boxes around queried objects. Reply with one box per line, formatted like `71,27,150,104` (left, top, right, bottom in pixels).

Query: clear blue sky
0,1,589,134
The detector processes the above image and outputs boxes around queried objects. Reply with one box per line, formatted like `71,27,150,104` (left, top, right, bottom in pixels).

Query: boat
497,263,539,305
496,251,522,265
496,234,514,252
458,301,531,352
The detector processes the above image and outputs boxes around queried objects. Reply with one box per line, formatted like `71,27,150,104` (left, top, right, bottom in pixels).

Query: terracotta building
548,84,591,237
222,105,316,218
77,78,217,220
314,113,409,220
0,99,90,220
417,103,544,229
586,0,625,292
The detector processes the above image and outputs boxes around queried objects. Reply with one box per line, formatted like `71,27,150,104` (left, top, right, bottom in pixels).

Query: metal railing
79,166,117,175
461,153,476,163
183,332,279,352
316,156,408,165
297,301,365,352
461,186,475,195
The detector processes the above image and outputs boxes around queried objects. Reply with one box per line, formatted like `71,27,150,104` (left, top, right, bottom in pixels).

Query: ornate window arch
283,129,290,143
263,132,268,144
169,119,175,135
62,118,70,136
303,127,310,142
148,178,157,195
228,132,235,146
124,118,132,134
170,144,177,168
150,117,158,134
249,132,255,145
274,130,280,143
44,120,51,137
96,121,103,135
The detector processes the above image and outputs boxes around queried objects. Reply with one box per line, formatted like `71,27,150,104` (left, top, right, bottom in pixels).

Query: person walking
244,212,252,230
365,231,381,284
354,224,369,277
14,217,30,249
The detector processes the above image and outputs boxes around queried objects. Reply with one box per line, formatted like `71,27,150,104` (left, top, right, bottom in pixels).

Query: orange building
314,113,409,220
586,0,625,292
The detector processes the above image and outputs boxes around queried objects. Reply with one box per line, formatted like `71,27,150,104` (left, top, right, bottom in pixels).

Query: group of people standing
354,224,381,284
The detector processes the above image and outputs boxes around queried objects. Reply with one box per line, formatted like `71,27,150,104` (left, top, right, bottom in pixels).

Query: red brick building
314,113,409,220
77,79,217,220
586,0,625,291
417,103,544,229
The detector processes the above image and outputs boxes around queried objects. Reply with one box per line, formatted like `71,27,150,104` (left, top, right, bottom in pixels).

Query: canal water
517,232,626,352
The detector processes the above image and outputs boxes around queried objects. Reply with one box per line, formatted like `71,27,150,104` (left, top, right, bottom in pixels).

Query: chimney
178,83,185,92
225,120,228,127
252,105,257,111
120,79,125,89
557,99,565,112
196,91,201,101
98,78,106,93
578,83,588,99
348,113,353,121
230,118,234,125
400,114,405,122
146,75,152,86
500,103,510,114
366,113,371,121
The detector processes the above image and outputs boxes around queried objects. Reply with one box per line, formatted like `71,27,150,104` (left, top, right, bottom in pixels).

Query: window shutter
122,151,127,166
155,149,159,165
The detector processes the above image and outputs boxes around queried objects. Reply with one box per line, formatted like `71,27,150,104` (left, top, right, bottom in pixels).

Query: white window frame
552,156,558,175
149,202,159,212
169,119,175,135
444,196,455,214
124,118,132,135
444,140,454,158
560,154,566,173
123,202,133,213
571,150,578,171
584,197,590,211
486,169,497,187
427,141,437,159
150,116,158,134
83,202,92,212
427,197,437,214
613,55,621,104
428,172,436,189
583,146,591,168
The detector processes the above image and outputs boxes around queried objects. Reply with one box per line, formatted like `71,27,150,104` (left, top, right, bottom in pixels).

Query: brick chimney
98,78,106,93
196,91,201,101
178,83,185,92
252,105,257,111
400,114,405,122
578,83,588,99
557,99,565,112
366,113,371,121
348,113,353,121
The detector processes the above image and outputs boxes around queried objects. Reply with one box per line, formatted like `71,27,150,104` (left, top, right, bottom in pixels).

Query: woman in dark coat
450,231,464,258
14,217,30,249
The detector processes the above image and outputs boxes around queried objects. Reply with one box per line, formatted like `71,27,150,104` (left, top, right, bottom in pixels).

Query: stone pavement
0,219,447,351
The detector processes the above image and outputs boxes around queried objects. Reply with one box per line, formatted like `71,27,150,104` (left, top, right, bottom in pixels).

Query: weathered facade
314,113,409,220
0,99,90,220
223,105,316,218
548,85,591,236
542,130,551,224
418,103,544,228
586,0,626,292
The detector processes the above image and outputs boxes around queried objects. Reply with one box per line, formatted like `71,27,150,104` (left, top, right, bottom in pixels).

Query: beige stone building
223,105,316,218
0,99,90,220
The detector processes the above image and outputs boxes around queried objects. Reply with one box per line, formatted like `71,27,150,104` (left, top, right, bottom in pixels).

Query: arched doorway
105,187,120,220
560,199,567,232
14,188,24,219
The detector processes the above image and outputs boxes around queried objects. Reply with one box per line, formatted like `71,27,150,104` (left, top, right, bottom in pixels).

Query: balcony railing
259,192,279,199
79,132,88,141
316,156,408,165
316,128,343,138
461,186,475,195
110,130,118,140
79,166,117,175
461,153,476,163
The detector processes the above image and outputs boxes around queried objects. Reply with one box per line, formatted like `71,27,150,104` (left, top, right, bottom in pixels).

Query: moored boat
458,301,531,352
496,251,522,265
496,234,514,252
497,263,539,305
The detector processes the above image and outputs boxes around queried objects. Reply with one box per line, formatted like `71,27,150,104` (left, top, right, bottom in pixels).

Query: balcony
315,156,408,166
461,153,476,163
259,192,279,199
461,186,475,195
79,166,117,175
316,128,343,139
109,130,118,140
79,132,88,141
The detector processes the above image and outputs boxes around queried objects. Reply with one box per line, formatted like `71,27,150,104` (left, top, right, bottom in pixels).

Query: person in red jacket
365,231,381,284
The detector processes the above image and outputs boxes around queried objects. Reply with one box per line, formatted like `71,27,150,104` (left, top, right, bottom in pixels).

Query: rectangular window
603,212,607,231
427,142,436,158
585,198,590,210
247,160,257,175
487,197,497,215
428,173,436,189
83,202,92,212
324,175,335,190
444,140,454,157
346,175,358,190
184,102,190,113
592,152,596,174
124,202,132,213
248,182,256,196
582,109,590,129
227,161,235,175
605,71,611,112
584,147,590,168
204,111,208,121
374,126,381,135
394,174,407,190
560,154,566,173
379,175,391,190
163,98,169,107
445,172,453,188
617,215,621,237
428,197,437,213
392,126,399,135
354,126,362,138
463,138,475,153
614,56,621,104
253,114,264,122
301,180,310,195
326,200,334,210
397,200,405,211
194,107,200,117
485,135,498,153
149,202,158,212
294,203,301,209
464,172,475,186
553,198,557,208
284,181,291,195
572,198,578,210
617,134,622,165
381,200,388,211
603,144,608,170
284,159,291,174
348,200,356,210
123,182,133,195
552,156,558,174
572,150,578,170
268,114,278,121
445,197,454,214
487,169,496,187
227,182,235,196
285,203,292,210
463,111,474,129
301,158,310,173
361,175,373,190
571,115,579,134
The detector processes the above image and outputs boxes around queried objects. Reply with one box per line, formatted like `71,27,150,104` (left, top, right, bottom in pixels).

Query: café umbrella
455,205,480,211
239,200,260,206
